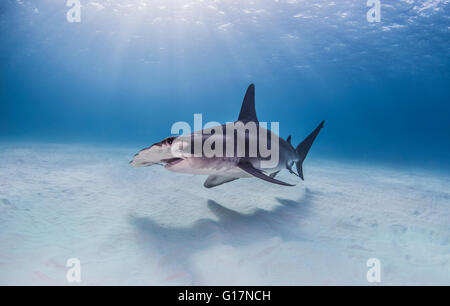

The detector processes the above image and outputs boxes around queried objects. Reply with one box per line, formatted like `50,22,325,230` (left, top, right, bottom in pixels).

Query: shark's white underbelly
165,157,282,178
165,157,251,177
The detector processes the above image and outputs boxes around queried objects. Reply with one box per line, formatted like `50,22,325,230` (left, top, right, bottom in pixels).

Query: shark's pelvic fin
270,170,280,178
204,175,239,188
238,162,295,186
286,135,292,145
237,84,258,123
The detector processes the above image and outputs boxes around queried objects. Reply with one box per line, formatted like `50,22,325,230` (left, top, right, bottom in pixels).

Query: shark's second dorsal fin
286,135,292,145
237,84,258,123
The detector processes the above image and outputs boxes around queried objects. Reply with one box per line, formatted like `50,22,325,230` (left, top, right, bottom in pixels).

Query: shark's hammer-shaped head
130,136,188,168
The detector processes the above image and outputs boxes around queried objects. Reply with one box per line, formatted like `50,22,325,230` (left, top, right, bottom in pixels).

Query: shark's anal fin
237,84,258,123
238,162,295,187
287,167,299,177
204,175,239,188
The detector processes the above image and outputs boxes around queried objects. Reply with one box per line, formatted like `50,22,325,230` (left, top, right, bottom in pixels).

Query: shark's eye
167,137,175,145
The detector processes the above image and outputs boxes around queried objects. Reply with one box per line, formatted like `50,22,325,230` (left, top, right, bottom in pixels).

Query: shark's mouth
161,158,183,167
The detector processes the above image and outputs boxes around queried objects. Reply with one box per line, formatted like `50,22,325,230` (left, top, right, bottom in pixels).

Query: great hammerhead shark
131,84,324,188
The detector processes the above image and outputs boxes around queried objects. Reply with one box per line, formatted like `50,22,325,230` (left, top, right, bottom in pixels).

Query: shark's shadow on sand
129,188,316,284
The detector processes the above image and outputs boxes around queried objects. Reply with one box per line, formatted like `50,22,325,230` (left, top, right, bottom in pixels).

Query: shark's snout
130,136,184,168
130,152,157,167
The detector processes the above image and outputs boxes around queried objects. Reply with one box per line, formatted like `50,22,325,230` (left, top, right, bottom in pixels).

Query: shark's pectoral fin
238,162,295,186
204,175,239,188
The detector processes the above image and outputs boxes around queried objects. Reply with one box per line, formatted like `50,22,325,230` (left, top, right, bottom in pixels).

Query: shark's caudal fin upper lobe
237,84,258,123
296,120,325,180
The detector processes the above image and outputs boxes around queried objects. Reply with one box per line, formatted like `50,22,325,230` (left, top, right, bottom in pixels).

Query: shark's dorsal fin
286,135,292,145
237,84,258,123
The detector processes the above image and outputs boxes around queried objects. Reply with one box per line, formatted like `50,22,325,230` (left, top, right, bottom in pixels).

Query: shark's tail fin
295,121,325,180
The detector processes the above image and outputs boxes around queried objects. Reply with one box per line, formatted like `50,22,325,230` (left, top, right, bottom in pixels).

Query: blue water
1,0,449,170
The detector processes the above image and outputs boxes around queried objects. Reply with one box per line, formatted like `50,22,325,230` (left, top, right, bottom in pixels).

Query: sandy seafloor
0,143,449,285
